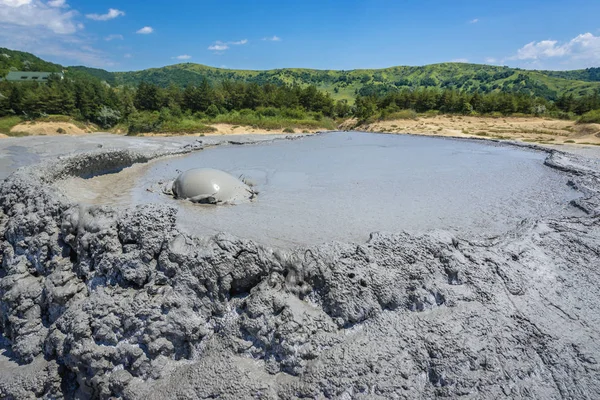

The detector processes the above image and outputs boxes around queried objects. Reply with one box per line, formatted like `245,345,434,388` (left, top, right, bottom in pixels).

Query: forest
2,67,600,135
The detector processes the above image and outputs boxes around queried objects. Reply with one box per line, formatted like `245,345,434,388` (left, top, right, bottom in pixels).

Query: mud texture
1,137,600,399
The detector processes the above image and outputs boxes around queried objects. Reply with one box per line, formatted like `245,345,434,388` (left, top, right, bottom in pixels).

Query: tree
135,81,161,111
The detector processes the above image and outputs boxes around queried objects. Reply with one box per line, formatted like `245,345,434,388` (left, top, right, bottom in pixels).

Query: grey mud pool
57,131,583,247
2,131,600,399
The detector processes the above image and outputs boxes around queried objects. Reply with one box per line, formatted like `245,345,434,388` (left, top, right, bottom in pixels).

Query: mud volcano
1,132,600,399
59,132,581,247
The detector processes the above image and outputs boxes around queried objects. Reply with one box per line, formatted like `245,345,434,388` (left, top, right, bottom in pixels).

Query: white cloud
105,34,123,41
2,0,31,6
469,18,479,24
515,40,569,59
86,8,124,21
207,39,247,52
0,1,117,66
451,58,469,63
208,41,229,51
174,54,191,60
136,26,153,34
209,44,228,51
510,32,600,69
485,57,497,63
0,0,79,34
124,53,132,59
262,35,281,41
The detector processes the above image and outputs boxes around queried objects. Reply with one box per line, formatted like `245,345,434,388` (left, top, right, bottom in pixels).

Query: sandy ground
208,123,321,135
136,123,323,137
343,115,600,146
10,121,95,136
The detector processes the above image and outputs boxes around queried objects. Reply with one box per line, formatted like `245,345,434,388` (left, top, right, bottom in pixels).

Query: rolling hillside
78,62,600,102
3,47,600,102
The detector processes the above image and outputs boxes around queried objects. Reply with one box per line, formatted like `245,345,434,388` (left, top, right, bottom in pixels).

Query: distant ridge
3,47,600,101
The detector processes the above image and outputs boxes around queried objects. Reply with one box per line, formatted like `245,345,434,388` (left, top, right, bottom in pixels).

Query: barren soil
10,121,96,136
0,133,599,399
342,115,600,146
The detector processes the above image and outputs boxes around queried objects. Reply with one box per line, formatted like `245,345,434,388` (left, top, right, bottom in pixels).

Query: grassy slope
0,47,62,77
111,62,600,102
1,47,600,103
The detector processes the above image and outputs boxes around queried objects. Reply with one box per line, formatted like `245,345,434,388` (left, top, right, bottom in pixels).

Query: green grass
578,109,600,124
109,61,600,102
0,116,26,136
383,110,418,120
160,118,216,134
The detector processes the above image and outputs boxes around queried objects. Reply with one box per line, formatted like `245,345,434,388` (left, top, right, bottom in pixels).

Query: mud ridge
1,137,600,399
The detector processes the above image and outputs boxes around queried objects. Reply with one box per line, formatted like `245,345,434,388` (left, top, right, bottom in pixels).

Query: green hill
2,47,600,102
109,63,600,102
0,47,63,77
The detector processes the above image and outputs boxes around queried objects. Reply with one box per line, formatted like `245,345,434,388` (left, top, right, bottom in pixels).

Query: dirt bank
10,121,96,136
134,123,324,137
342,115,600,146
1,136,600,399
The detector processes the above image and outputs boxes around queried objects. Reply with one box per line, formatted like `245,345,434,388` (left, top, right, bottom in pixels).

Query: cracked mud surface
1,133,599,399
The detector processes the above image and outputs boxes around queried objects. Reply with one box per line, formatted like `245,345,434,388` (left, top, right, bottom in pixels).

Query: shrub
281,108,306,119
206,104,220,118
127,111,161,135
385,109,417,120
257,107,279,117
56,127,66,134
549,111,576,120
283,127,295,133
95,106,122,129
578,109,600,124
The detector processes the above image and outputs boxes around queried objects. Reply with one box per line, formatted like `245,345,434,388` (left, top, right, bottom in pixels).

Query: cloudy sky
0,0,599,71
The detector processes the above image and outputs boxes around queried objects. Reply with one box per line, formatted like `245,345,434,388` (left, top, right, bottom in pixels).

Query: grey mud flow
1,132,600,399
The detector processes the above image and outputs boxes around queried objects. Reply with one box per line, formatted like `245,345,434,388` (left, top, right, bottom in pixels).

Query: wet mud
1,133,599,399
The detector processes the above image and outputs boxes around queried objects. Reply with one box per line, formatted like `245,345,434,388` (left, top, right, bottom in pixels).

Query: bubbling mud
169,168,257,204
56,132,583,247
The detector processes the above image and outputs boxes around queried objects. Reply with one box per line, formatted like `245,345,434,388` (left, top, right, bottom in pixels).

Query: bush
95,106,121,129
127,111,161,135
56,127,66,134
548,111,576,120
281,107,306,119
257,107,279,117
384,109,417,120
578,109,600,124
283,127,295,133
206,104,220,118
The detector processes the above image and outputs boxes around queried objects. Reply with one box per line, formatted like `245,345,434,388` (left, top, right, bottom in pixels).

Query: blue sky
1,0,599,71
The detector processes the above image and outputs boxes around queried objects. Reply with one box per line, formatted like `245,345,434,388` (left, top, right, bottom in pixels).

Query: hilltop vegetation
1,47,600,136
0,47,62,78
3,47,600,102
105,63,600,102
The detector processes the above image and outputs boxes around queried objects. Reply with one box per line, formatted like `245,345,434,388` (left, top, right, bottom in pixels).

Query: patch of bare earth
139,124,322,136
348,115,600,146
10,121,95,136
207,124,320,135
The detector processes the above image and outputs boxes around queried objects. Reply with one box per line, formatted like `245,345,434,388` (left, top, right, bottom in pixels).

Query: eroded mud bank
1,135,600,399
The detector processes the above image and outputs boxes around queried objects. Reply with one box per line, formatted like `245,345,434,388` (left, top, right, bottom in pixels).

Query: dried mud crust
1,140,600,399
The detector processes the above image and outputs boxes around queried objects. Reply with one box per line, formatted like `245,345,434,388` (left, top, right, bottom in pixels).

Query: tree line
354,88,600,120
1,73,600,129
0,74,342,128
